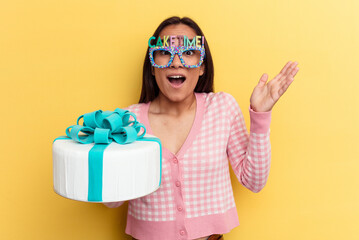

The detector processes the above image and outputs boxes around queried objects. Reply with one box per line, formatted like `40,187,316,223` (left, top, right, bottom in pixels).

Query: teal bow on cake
66,108,146,145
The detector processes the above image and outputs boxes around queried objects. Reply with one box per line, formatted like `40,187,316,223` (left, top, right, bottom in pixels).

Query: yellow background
1,0,358,239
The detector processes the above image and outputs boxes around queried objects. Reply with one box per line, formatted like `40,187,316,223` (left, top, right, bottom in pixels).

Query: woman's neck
151,92,196,116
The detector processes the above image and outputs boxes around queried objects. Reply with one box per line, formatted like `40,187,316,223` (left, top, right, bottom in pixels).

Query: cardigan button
173,158,178,164
175,181,181,187
180,230,185,235
177,206,183,211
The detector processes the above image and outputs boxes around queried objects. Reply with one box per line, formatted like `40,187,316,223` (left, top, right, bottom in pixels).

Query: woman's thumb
257,73,268,87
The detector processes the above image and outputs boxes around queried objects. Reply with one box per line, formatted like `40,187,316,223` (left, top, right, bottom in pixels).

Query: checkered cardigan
122,91,272,240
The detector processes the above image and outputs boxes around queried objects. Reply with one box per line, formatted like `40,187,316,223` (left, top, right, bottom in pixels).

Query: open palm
250,61,299,112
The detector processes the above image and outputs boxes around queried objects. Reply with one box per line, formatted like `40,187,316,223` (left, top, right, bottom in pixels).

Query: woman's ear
199,64,205,76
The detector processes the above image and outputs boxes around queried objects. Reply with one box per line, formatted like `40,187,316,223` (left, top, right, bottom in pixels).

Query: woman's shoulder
199,91,239,108
124,102,148,115
199,91,242,127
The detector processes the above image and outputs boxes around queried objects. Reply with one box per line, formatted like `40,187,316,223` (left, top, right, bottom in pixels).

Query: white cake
53,134,162,202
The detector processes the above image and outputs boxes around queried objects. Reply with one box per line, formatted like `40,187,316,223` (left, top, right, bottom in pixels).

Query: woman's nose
170,54,183,68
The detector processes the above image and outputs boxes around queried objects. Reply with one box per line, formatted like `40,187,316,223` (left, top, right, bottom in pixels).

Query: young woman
104,16,299,240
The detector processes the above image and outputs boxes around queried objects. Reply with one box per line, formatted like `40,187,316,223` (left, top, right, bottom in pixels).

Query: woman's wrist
250,104,272,113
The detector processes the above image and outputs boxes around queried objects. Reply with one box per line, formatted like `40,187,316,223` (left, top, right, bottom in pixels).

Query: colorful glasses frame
149,46,206,68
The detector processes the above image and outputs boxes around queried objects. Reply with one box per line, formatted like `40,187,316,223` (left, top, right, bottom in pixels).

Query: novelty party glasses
149,46,205,68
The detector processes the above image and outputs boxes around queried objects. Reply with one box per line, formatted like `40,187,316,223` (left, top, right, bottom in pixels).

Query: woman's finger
256,73,269,88
291,66,299,77
280,61,293,74
104,201,125,208
281,66,299,83
278,76,294,96
278,62,298,83
286,62,298,75
280,73,294,86
275,61,297,83
272,72,283,83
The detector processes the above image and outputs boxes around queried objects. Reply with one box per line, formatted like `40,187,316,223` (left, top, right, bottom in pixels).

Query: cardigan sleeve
224,92,272,193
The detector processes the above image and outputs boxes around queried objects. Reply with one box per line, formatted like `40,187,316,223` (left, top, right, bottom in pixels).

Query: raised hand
249,61,299,112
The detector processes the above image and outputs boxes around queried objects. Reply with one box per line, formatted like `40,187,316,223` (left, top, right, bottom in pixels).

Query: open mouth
167,75,186,86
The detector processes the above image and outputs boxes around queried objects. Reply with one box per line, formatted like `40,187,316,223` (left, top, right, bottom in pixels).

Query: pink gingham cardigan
121,91,272,240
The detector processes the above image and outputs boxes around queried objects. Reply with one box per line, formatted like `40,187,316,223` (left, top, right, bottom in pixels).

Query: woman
105,16,299,240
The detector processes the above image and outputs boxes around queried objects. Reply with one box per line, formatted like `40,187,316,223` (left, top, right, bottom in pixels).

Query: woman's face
152,24,205,103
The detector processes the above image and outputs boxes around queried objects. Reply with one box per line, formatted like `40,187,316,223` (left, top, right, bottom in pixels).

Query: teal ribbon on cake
66,108,146,145
54,108,162,202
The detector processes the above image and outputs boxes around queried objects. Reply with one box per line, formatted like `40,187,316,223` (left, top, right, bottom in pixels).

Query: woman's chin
161,90,194,103
166,94,186,103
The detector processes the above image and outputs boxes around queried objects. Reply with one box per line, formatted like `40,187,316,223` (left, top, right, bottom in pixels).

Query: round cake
53,133,162,202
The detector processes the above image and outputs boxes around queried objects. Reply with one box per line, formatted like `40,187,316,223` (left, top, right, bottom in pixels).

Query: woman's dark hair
139,16,214,103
